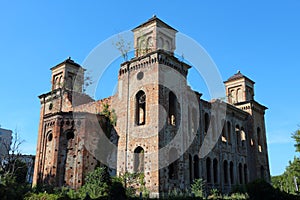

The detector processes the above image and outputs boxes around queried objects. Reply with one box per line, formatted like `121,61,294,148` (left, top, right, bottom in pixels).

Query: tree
113,34,131,61
79,166,111,199
0,128,26,178
292,129,300,153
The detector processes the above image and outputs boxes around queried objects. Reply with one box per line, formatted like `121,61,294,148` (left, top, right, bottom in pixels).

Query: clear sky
0,1,299,176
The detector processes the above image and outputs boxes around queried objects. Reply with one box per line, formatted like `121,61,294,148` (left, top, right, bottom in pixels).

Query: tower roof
224,70,255,84
132,15,177,32
50,57,82,70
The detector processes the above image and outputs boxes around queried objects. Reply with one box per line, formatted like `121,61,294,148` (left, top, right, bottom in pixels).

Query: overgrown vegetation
271,127,300,196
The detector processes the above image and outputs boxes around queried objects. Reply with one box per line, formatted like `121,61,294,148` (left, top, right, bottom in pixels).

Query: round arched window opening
66,131,75,140
48,133,53,142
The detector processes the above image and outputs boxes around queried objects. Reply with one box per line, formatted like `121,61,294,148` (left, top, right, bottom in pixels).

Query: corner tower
224,71,270,182
33,58,88,188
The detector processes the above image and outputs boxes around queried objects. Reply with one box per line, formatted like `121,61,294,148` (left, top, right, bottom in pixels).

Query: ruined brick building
33,17,270,197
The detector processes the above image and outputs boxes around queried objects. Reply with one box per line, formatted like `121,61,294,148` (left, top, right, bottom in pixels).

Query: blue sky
0,1,300,176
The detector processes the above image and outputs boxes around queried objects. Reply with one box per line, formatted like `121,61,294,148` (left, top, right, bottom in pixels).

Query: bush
191,178,205,198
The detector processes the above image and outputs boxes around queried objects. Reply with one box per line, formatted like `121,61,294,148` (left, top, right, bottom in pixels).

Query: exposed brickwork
33,17,270,197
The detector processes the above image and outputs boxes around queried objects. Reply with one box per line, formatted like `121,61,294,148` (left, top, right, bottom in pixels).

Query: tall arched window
204,113,210,134
211,116,216,141
189,154,193,183
237,88,243,102
260,165,265,179
169,92,177,126
206,157,211,183
194,155,199,179
239,163,243,184
213,158,218,184
241,127,246,147
244,164,248,184
136,91,146,125
224,160,228,184
230,161,234,184
236,125,240,147
257,127,262,152
227,121,231,143
168,148,178,179
134,146,144,173
221,120,227,143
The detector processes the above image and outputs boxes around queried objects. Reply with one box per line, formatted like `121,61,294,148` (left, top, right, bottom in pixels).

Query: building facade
0,128,12,162
33,17,270,197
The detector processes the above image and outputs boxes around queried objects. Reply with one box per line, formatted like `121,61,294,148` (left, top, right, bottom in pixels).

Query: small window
169,92,177,126
66,131,74,140
48,132,53,142
134,146,144,173
204,113,210,133
213,158,218,184
136,91,146,125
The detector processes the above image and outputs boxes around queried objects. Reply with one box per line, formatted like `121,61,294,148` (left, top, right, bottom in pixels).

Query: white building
0,128,12,161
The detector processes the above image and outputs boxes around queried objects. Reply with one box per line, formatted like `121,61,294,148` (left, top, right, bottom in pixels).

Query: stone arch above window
136,90,146,126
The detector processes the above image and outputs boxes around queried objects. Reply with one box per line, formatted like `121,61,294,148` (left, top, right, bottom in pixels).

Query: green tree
292,129,300,153
79,166,111,198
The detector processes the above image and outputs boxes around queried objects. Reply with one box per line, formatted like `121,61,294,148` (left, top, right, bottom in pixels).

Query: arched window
66,131,74,140
168,148,178,179
230,161,234,184
204,113,210,134
47,131,53,142
257,127,262,152
224,160,228,184
189,154,193,183
241,127,246,147
236,125,240,147
227,121,231,143
260,165,265,179
136,91,146,125
213,158,219,184
134,146,144,173
206,157,211,183
165,40,170,51
239,163,243,184
244,164,248,184
146,36,153,52
237,88,243,103
213,158,218,184
221,120,227,143
194,155,199,179
211,116,216,141
169,92,177,126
